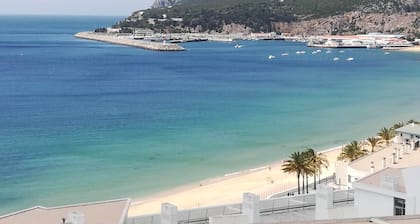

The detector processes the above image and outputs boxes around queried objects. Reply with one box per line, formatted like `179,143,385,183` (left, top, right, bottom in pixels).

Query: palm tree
337,141,366,162
378,127,395,146
282,152,305,195
366,136,381,152
304,148,329,190
392,122,405,130
407,120,420,125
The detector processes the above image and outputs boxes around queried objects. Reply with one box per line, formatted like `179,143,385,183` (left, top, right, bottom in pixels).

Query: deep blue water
0,15,419,214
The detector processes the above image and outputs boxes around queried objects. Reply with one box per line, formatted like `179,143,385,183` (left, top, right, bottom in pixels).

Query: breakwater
74,32,185,51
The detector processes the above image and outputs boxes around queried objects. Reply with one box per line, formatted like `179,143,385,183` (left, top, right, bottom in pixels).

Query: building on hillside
0,199,130,224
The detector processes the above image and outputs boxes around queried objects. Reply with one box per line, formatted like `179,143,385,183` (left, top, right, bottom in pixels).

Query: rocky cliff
274,12,419,37
118,0,420,37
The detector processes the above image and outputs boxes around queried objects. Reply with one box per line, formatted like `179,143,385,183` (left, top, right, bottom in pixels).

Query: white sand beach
128,146,342,217
399,46,420,53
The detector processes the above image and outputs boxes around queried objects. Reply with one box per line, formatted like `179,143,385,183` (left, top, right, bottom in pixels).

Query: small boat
312,51,318,54
281,53,289,56
234,44,243,49
384,52,390,55
339,50,345,53
296,51,306,54
333,57,340,61
326,50,332,54
346,57,354,61
316,49,322,53
268,55,276,59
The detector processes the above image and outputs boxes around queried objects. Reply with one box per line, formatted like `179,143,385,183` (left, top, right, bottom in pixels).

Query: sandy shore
398,46,420,53
128,146,342,217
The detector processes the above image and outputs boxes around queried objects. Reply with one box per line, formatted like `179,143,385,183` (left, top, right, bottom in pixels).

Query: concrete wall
402,167,419,214
209,214,248,224
355,188,394,217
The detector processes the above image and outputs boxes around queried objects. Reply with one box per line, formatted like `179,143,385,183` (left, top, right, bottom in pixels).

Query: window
394,197,406,216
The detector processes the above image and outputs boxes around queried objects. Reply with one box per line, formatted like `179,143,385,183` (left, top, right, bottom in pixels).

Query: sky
0,0,156,16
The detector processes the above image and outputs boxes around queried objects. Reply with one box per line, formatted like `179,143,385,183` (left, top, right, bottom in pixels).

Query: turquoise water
0,15,419,214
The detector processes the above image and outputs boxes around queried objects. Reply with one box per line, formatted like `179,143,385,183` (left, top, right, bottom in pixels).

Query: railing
126,190,354,224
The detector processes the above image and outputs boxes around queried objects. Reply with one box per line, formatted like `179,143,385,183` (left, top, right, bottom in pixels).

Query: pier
74,32,185,51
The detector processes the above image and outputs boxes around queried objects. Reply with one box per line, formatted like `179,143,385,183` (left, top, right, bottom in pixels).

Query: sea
0,15,419,214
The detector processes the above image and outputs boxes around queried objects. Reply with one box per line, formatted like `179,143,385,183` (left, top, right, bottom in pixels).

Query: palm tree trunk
302,173,305,194
306,174,309,194
313,174,317,190
297,174,300,195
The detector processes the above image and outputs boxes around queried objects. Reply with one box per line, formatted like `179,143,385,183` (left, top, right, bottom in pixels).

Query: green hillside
116,0,419,33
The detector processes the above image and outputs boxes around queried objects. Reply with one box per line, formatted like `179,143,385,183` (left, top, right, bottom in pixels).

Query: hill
115,0,420,37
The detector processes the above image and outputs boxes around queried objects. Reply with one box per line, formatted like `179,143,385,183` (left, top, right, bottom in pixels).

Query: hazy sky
0,0,156,16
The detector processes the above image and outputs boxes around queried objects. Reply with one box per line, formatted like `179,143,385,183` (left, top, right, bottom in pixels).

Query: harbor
74,32,185,51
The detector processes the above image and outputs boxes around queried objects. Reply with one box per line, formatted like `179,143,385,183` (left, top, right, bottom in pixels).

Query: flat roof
0,198,130,224
396,124,420,136
355,167,406,193
278,215,420,224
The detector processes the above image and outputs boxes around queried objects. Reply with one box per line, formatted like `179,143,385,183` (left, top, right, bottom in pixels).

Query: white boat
281,53,289,56
296,51,306,54
268,55,276,59
384,52,390,55
346,57,354,61
339,50,345,53
316,49,322,53
234,44,243,48
326,50,332,54
312,51,318,54
333,57,340,61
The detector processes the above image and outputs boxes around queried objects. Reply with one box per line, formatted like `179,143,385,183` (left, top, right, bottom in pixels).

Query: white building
353,166,420,217
395,123,420,150
318,165,420,220
0,199,130,224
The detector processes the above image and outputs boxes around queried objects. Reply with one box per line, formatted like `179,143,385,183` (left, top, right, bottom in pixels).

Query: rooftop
355,167,406,193
0,198,130,224
279,215,420,224
395,123,420,136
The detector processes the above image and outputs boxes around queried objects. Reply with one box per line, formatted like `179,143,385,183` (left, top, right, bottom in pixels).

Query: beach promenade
128,146,342,217
74,32,185,51
128,133,420,217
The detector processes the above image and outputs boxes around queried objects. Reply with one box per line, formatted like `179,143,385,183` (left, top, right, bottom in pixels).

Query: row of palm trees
281,120,417,195
337,120,418,162
337,125,397,162
282,148,329,195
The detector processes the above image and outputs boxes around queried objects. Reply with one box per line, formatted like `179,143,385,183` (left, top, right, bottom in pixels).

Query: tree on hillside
282,152,306,195
337,141,366,162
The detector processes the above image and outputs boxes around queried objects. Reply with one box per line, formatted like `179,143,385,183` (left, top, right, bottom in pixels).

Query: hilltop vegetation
115,0,420,35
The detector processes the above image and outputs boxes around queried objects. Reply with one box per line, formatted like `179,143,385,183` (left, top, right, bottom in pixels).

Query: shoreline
128,145,343,217
74,32,185,51
398,45,420,53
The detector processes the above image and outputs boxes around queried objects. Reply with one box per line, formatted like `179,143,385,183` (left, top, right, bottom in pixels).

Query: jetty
74,32,185,51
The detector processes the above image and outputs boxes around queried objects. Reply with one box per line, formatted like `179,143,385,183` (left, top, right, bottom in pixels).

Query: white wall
209,214,248,224
402,167,420,214
355,188,394,217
